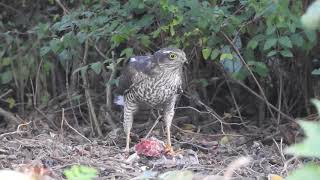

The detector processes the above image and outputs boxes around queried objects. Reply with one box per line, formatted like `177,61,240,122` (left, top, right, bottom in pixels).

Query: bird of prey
115,47,188,154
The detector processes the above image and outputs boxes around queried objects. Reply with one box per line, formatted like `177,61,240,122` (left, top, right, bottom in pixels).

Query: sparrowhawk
115,47,187,154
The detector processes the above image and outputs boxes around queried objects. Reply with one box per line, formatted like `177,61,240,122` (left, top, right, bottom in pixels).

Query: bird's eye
169,53,177,60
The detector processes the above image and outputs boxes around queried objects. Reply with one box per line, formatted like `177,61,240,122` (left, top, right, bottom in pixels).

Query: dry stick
175,106,247,126
54,0,70,14
222,156,251,180
0,2,22,14
172,124,247,137
231,79,295,122
0,89,13,99
82,40,102,136
61,108,92,143
0,121,31,138
35,107,58,129
277,74,283,130
224,73,244,123
34,57,44,106
183,93,226,134
104,51,117,128
55,0,79,128
0,107,20,123
144,115,162,139
221,32,276,120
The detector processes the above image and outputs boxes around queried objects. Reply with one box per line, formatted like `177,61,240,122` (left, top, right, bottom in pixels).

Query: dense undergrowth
0,0,319,135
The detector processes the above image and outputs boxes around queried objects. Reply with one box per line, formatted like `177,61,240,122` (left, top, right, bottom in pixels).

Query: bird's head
153,48,187,68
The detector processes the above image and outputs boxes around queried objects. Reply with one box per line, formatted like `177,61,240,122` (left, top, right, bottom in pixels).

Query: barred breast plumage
128,70,182,107
114,47,187,154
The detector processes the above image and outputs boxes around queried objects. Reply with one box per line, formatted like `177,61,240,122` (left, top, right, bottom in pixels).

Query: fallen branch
0,121,31,138
0,107,20,124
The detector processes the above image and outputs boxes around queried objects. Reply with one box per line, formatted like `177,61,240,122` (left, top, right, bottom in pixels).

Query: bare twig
82,39,102,136
230,79,295,122
223,156,251,180
221,32,276,120
182,93,226,134
54,0,70,14
104,51,117,128
34,57,44,106
106,51,116,109
224,73,244,123
0,121,31,138
61,108,91,143
172,124,249,137
0,107,20,123
144,115,162,139
277,74,283,130
0,89,13,99
0,2,22,14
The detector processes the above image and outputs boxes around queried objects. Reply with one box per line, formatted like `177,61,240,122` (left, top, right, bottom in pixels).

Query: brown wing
116,55,157,95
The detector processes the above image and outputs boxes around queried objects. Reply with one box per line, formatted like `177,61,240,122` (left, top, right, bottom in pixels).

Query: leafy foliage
285,99,320,179
0,0,318,129
64,165,98,180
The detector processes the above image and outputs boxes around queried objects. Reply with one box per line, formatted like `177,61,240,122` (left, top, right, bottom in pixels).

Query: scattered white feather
130,57,137,62
0,170,31,180
114,95,125,106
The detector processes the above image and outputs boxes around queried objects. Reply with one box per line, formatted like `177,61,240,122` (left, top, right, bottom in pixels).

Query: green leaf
120,48,133,58
231,68,248,81
6,97,15,109
62,32,78,48
170,25,175,36
90,62,102,74
290,34,304,47
210,49,220,60
267,50,277,57
0,71,13,84
266,25,276,35
311,99,320,115
300,0,320,30
139,35,151,47
286,163,320,180
247,39,258,49
198,78,209,87
247,61,269,77
1,57,12,66
106,78,119,86
64,165,98,180
312,68,320,75
278,36,293,48
220,53,233,61
305,30,317,42
280,49,293,57
40,46,51,56
76,32,88,44
49,38,64,53
263,38,277,50
73,66,88,75
285,120,320,157
202,48,212,60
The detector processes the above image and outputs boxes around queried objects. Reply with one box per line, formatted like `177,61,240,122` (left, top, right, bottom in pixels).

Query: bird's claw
164,144,175,156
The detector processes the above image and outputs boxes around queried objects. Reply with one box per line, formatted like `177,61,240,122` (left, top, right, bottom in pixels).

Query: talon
164,144,175,156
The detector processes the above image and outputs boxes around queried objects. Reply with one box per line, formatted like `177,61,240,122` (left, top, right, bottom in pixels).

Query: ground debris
0,128,301,179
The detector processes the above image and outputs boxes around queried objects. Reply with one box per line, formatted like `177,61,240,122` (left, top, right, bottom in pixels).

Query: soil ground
0,114,303,180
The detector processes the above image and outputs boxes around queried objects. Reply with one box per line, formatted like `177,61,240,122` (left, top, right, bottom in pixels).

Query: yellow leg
125,131,130,155
163,97,177,155
166,124,172,148
123,101,136,155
